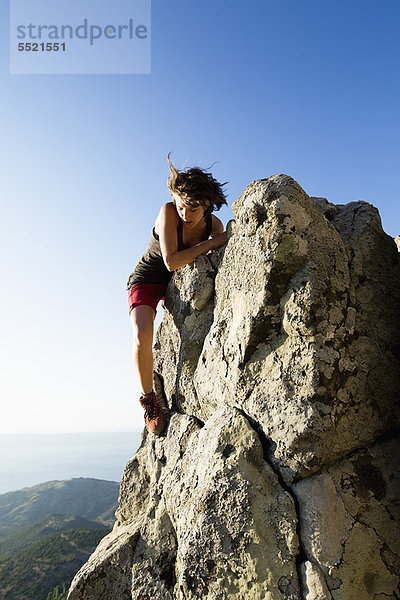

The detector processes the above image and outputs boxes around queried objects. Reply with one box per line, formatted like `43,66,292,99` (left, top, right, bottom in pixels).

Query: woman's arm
157,204,227,272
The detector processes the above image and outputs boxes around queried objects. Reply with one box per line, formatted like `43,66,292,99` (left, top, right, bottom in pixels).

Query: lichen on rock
68,175,400,600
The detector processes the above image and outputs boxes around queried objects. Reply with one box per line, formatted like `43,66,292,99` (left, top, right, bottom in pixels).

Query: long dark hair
167,152,228,214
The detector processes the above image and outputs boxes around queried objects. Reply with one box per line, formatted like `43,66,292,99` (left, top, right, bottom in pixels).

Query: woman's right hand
207,232,228,251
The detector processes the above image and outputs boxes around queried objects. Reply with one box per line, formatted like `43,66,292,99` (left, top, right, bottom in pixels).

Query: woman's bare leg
130,305,155,395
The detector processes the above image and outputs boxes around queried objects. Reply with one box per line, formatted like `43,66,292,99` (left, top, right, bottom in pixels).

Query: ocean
0,431,142,494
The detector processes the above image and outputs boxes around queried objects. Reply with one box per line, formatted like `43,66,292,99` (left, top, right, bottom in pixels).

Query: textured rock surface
68,175,400,600
294,435,400,599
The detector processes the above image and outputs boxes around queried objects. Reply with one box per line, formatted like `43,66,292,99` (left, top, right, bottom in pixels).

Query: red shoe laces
141,394,159,421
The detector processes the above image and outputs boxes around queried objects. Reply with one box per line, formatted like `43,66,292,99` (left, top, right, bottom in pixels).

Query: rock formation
68,175,400,600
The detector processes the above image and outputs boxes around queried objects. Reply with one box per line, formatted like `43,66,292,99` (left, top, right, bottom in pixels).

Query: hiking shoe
139,391,168,435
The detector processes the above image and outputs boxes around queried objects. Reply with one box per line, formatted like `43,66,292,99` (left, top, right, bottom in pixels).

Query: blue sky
1,0,399,433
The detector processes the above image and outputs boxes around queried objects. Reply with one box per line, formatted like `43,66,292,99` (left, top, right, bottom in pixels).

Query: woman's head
167,152,228,216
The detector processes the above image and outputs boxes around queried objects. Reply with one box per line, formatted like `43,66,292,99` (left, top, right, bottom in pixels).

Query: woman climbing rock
126,153,228,434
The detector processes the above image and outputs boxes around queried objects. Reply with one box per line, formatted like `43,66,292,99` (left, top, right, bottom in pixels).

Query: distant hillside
0,527,109,600
45,582,69,600
0,478,119,535
0,478,119,600
0,513,108,561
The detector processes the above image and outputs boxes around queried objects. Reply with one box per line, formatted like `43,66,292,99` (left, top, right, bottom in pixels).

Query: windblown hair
167,152,228,214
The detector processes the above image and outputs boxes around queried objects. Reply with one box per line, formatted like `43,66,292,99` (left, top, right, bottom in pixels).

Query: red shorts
128,283,168,316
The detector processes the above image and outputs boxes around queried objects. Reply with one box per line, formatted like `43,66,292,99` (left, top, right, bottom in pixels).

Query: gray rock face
68,175,400,600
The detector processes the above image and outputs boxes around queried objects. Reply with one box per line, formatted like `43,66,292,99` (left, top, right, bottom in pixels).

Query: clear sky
1,0,399,433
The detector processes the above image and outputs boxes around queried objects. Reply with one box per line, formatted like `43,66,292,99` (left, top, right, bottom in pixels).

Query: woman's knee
133,326,153,348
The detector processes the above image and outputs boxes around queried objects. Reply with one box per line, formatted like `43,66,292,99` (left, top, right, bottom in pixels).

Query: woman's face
173,194,205,228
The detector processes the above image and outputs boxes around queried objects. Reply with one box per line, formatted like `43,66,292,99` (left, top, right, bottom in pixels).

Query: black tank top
126,212,213,289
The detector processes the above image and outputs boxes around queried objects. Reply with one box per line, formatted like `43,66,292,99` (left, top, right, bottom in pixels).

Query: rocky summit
68,175,400,600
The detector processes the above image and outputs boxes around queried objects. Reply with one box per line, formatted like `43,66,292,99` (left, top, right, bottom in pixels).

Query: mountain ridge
0,477,119,600
0,477,119,533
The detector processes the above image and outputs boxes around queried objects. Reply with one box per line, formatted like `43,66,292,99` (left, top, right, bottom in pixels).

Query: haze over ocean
0,431,142,494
